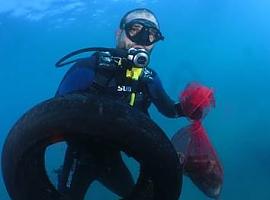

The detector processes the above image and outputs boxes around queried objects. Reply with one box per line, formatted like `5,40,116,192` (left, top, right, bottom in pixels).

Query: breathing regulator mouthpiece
127,48,150,68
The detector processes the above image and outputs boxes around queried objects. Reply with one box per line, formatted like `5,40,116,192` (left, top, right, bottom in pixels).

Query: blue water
1,0,270,199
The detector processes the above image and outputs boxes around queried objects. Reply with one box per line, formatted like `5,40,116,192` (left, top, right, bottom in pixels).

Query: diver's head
116,8,164,52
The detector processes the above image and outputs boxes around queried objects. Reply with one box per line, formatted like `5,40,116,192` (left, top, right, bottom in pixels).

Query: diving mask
124,19,164,46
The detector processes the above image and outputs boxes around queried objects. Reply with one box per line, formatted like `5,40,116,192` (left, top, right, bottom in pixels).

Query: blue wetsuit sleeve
55,57,96,96
146,71,183,118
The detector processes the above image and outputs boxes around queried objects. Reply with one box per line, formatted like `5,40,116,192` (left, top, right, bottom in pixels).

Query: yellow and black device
114,56,145,107
125,67,144,106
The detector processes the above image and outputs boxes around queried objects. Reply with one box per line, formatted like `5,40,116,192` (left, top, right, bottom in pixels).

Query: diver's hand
188,107,203,120
179,101,203,120
98,51,116,69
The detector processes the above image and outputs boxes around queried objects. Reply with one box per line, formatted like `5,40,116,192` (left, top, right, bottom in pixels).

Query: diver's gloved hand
175,102,203,120
188,106,203,120
98,51,134,70
176,101,203,120
98,51,117,70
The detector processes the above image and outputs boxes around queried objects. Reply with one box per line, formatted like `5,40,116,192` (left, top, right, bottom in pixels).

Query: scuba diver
55,8,202,200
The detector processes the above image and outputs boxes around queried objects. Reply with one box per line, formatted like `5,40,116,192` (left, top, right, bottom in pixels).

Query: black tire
2,93,182,200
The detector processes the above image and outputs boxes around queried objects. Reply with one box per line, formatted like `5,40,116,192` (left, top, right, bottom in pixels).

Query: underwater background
0,0,270,199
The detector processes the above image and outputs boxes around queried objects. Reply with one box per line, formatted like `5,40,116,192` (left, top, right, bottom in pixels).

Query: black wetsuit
55,52,183,199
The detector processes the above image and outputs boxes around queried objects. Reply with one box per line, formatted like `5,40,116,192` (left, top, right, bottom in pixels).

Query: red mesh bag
180,82,215,119
172,83,223,199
